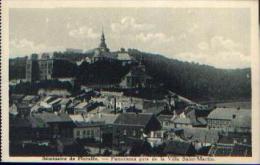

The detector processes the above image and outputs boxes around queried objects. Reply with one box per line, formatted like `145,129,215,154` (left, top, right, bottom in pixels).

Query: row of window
75,129,97,138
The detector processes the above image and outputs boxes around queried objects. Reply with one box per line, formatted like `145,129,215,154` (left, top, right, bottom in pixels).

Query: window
123,129,127,136
76,130,80,137
91,130,94,137
133,130,136,136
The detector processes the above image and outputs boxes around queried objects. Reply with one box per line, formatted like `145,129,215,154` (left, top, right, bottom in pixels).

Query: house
120,63,152,89
10,104,18,116
173,116,193,128
17,103,32,118
73,121,104,142
59,98,72,113
163,140,196,156
208,132,251,156
157,115,174,130
10,94,25,104
116,48,136,66
33,112,74,139
10,116,32,142
22,95,40,105
207,108,251,133
38,89,71,97
182,128,219,149
69,114,103,141
112,113,161,146
48,98,62,112
29,115,50,140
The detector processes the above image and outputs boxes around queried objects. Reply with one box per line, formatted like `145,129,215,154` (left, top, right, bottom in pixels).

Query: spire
99,26,109,52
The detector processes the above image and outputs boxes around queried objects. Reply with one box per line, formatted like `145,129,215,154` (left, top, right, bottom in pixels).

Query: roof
22,95,38,102
207,108,250,120
117,52,133,61
173,117,192,124
183,128,219,144
157,115,173,122
232,114,251,128
29,116,48,128
33,112,72,123
114,113,154,126
39,101,52,109
10,118,31,128
69,114,86,122
74,121,104,128
90,113,119,124
59,98,71,105
11,94,25,100
48,98,62,106
74,102,89,109
163,140,195,155
42,96,56,103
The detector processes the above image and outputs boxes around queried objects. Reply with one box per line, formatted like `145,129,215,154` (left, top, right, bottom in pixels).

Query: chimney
114,97,117,114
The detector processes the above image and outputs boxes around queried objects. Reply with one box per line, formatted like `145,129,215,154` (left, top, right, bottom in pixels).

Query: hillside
127,49,251,102
9,49,251,101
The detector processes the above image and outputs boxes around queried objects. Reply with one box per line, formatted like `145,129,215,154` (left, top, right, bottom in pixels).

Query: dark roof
29,116,48,128
163,140,195,155
10,117,31,128
114,113,154,126
74,121,104,128
33,112,72,123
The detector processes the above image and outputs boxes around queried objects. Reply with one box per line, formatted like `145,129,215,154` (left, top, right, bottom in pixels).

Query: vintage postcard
1,0,259,163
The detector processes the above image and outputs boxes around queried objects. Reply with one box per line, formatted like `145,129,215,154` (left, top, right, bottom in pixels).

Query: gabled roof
114,113,154,126
207,108,250,120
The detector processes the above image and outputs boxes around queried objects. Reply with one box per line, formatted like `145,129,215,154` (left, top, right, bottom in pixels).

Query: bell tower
99,27,109,52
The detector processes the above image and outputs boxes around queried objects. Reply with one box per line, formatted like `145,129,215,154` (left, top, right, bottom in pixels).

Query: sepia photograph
1,0,259,163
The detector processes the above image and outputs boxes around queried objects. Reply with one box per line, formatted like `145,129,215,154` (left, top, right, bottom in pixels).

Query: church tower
99,27,109,52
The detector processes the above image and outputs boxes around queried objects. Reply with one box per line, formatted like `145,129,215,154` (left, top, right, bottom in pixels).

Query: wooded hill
9,49,251,101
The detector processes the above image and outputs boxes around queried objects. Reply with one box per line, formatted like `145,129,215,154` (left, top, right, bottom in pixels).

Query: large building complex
26,53,54,82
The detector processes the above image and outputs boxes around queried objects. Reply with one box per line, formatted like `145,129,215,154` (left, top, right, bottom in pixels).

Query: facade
73,122,103,141
25,53,54,82
25,54,40,82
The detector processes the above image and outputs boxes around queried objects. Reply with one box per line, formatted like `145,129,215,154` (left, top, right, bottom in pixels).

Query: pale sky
9,8,251,69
